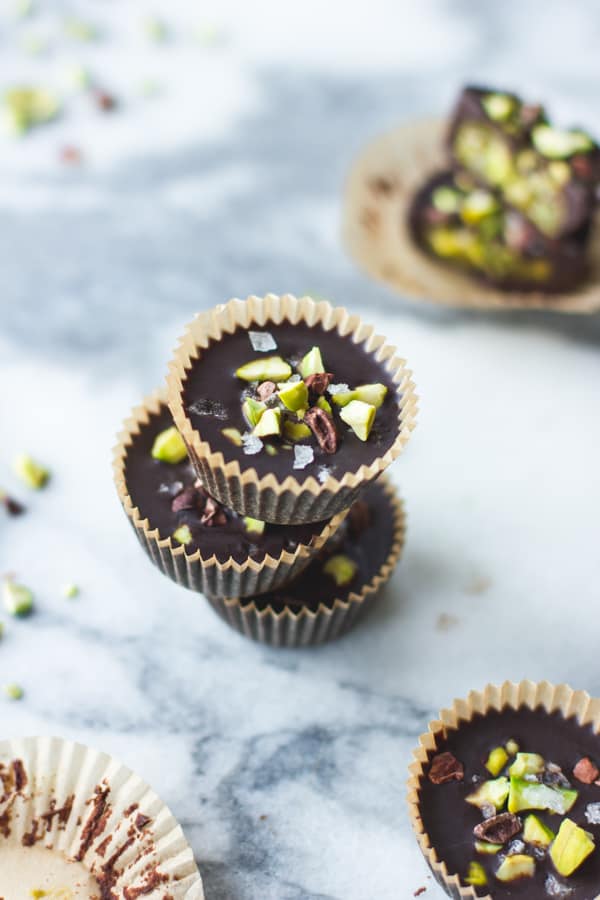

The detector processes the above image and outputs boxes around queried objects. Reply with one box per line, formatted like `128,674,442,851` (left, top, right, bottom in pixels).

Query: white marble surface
2,2,600,898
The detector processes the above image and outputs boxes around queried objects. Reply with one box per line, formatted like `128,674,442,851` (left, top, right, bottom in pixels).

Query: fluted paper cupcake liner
407,679,600,899
167,293,417,523
113,389,346,598
205,476,406,647
343,118,600,314
0,735,203,899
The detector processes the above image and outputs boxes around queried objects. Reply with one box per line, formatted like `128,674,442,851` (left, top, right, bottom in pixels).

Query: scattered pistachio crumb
13,453,50,489
3,579,34,617
151,426,187,463
4,683,24,701
323,554,358,587
173,524,192,545
62,583,79,599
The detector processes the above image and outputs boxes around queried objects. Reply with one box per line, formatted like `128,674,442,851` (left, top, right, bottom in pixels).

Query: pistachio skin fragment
466,776,509,811
505,739,519,757
243,517,265,535
316,396,332,414
550,818,595,877
13,453,50,489
323,554,358,587
236,356,292,383
354,383,387,409
62,583,79,599
173,525,192,545
485,746,509,777
523,813,555,848
253,407,282,438
221,427,243,447
495,854,535,882
278,380,309,412
3,580,34,617
465,861,487,887
339,400,376,441
508,776,577,815
299,346,325,378
283,421,312,442
242,398,266,428
509,752,545,777
151,427,187,464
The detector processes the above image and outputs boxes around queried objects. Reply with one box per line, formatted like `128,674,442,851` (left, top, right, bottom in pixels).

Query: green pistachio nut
508,776,577,815
495,854,535,882
221,427,243,447
522,813,555,848
431,186,461,214
242,398,267,428
278,380,309,412
264,444,278,456
236,356,292,382
316,396,332,414
4,683,24,701
323,554,358,587
331,390,357,408
482,92,515,122
3,580,33,617
253,407,282,438
13,453,49,489
353,383,388,409
173,525,192,545
244,517,265,535
3,87,60,135
299,347,325,378
339,400,376,441
505,739,519,756
485,746,510,777
465,861,487,887
548,161,571,185
509,753,545,777
151,427,187,464
466,776,509,811
532,124,593,159
461,189,499,224
283,420,312,442
550,818,595,877
475,840,503,855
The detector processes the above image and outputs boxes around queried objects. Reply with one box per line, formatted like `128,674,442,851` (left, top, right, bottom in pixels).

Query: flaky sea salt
188,398,228,420
293,445,314,470
242,434,263,455
545,874,573,897
317,465,331,484
585,801,600,824
328,383,350,395
248,331,277,352
507,839,525,855
158,480,184,497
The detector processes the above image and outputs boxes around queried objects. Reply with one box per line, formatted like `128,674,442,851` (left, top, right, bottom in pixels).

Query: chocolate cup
204,476,406,647
343,118,600,314
407,680,600,899
166,293,417,524
113,389,346,598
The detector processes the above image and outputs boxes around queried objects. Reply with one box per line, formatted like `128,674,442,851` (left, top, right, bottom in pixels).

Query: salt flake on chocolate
317,465,331,484
293,445,314,470
242,434,263,455
188,398,228,420
545,874,573,897
328,383,350,395
249,331,277,352
585,801,600,825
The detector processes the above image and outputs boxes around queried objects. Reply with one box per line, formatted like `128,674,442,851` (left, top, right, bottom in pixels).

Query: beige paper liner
205,476,406,647
0,735,203,899
167,294,418,524
343,118,600,314
113,388,346,599
407,679,600,899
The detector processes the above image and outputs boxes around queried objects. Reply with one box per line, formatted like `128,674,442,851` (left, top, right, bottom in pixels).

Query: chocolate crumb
574,757,600,784
1,494,25,516
135,812,151,830
428,752,464,785
12,759,27,792
76,785,110,861
94,89,116,111
124,803,139,817
414,889,426,897
473,812,522,844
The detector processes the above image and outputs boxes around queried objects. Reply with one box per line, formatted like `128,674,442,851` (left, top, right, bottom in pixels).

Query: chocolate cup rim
221,474,405,618
113,387,347,573
166,293,418,500
342,117,600,315
407,679,600,899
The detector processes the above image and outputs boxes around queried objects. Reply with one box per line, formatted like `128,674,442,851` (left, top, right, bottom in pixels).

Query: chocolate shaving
41,795,74,832
348,500,370,538
574,757,600,784
76,785,110,861
12,759,27,792
428,752,464,785
171,486,200,513
22,819,39,847
304,407,338,454
122,867,168,899
257,381,276,401
135,812,151,830
473,812,522,844
304,372,333,395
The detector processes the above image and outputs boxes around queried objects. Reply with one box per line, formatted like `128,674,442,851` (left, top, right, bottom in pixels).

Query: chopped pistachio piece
173,525,192,545
3,580,33,617
486,746,509,777
244,517,265,535
509,752,545,777
236,356,292,382
331,390,356,408
505,739,519,756
296,407,307,420
431,185,460,214
465,861,487,887
475,840,503,855
482,92,515,122
13,454,49,489
323,554,358,587
523,813,555,848
264,444,278,456
299,346,325,378
354,383,387,409
550,818,595,877
316,396,332,414
532,124,594,159
461,189,498,224
4,683,24,701
253,407,281,438
283,420,312,442
278,380,309,412
151,427,187,464
2,88,60,136
466,776,509,811
339,400,376,441
221,427,243,447
495,854,535,882
62,583,79,599
508,776,577,815
242,398,267,428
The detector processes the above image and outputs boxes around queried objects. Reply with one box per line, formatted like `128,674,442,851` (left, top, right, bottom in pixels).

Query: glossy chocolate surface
124,403,326,563
181,322,400,480
244,478,396,612
419,707,600,897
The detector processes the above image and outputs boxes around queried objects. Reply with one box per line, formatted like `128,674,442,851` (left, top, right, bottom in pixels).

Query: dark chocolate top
124,403,327,563
181,322,400,481
245,478,398,612
419,706,600,898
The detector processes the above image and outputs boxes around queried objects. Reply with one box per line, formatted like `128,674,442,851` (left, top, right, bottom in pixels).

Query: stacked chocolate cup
114,294,417,647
